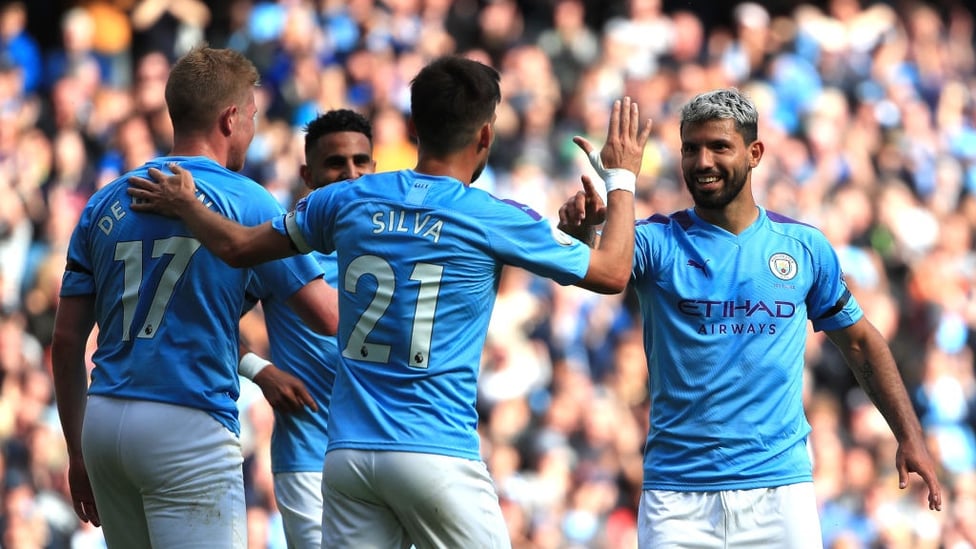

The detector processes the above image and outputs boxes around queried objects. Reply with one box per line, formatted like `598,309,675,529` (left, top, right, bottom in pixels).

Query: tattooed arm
825,317,942,510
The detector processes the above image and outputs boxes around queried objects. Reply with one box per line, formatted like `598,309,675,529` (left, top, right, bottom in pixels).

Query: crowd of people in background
0,0,974,547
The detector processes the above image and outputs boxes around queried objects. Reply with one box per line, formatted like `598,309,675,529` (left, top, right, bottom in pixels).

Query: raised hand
574,96,653,185
559,97,653,241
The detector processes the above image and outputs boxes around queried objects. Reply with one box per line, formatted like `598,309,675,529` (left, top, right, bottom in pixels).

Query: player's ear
299,164,312,189
749,140,764,168
219,104,237,137
477,122,492,152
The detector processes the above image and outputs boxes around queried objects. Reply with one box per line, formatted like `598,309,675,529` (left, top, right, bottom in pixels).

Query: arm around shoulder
127,164,298,267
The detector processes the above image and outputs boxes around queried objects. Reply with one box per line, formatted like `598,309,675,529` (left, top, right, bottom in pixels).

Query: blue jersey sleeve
272,186,338,256
633,214,673,282
61,208,97,297
806,231,863,332
481,197,590,285
251,257,324,303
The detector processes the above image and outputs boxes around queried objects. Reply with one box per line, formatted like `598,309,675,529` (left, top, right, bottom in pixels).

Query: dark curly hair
303,109,373,159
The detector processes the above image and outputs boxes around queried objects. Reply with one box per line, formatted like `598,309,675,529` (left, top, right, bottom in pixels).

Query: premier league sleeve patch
550,225,578,246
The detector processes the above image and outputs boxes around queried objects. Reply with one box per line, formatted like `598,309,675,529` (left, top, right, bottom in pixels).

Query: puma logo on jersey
687,259,708,275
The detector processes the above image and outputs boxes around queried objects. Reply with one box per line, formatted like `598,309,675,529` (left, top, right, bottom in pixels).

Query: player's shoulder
481,193,546,221
180,161,283,218
311,170,405,204
84,177,128,207
82,163,156,212
636,210,691,231
762,209,826,240
178,158,262,195
759,208,839,260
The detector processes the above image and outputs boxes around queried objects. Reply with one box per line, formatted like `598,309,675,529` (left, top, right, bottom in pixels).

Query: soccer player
126,55,652,548
557,88,942,548
50,47,338,549
241,109,376,548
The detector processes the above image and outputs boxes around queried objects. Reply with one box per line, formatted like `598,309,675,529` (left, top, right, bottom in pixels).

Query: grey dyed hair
680,88,759,144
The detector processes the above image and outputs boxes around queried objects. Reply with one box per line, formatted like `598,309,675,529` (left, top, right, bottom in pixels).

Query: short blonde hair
165,46,259,135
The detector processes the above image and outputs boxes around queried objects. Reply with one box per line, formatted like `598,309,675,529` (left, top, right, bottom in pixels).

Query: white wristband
587,150,636,194
239,352,271,380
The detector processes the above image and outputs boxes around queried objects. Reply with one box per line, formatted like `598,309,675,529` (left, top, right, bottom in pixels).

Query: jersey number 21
343,255,442,369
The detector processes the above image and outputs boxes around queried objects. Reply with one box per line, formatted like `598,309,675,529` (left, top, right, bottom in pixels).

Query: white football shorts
274,471,323,549
321,449,511,549
638,482,824,548
82,396,246,548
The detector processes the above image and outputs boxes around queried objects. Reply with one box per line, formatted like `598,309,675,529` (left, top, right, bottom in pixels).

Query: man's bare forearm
177,197,269,267
129,165,296,266
848,337,925,443
51,297,96,457
832,321,925,444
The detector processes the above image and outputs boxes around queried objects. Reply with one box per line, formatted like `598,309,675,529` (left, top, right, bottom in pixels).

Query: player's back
64,156,314,434
289,169,590,459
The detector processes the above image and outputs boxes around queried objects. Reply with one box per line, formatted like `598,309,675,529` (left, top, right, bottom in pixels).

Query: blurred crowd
0,0,975,547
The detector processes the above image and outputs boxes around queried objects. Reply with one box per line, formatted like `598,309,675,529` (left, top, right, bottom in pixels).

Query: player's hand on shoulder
128,163,199,218
253,364,318,413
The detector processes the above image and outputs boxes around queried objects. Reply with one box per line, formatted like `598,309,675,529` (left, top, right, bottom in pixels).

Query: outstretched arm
127,164,295,268
825,317,943,511
570,97,652,294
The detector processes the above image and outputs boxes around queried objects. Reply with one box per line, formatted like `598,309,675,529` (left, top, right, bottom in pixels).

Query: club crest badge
769,253,798,280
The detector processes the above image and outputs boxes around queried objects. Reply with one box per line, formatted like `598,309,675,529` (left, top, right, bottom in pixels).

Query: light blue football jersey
633,207,863,490
60,156,324,435
271,170,591,460
246,250,338,473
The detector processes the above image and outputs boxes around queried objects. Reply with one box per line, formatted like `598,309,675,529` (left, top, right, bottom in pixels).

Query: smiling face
679,117,763,211
301,131,375,190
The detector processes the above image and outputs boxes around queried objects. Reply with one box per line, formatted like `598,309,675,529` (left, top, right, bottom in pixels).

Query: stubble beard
686,167,748,211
